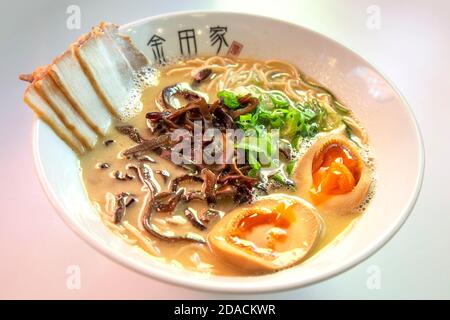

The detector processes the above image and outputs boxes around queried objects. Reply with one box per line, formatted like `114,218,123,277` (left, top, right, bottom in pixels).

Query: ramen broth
80,56,371,276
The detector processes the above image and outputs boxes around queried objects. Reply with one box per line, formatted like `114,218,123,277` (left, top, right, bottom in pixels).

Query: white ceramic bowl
33,11,424,293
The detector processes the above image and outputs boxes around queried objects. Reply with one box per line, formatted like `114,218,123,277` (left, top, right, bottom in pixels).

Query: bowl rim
32,10,425,294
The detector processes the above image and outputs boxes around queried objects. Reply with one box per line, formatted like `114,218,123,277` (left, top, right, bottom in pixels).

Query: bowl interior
33,11,423,293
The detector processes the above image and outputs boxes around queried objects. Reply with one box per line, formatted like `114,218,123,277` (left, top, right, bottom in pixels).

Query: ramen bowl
32,11,424,293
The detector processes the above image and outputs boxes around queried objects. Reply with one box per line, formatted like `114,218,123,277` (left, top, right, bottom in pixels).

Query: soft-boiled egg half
294,133,372,215
208,195,322,273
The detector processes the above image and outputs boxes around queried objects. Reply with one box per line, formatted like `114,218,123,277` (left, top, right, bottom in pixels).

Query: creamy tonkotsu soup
80,56,374,276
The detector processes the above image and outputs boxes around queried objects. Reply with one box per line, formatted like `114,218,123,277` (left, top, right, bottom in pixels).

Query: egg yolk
310,143,361,205
228,205,296,254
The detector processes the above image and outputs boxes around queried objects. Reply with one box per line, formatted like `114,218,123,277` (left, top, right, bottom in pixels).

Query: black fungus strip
170,174,204,192
201,168,217,204
104,139,115,146
146,111,171,121
228,95,259,119
166,102,204,122
192,68,212,84
184,208,207,230
114,170,127,181
98,162,110,169
218,173,258,184
215,184,237,198
135,155,156,163
116,125,143,143
196,97,212,121
125,197,136,208
123,133,172,156
161,83,201,110
182,191,206,202
153,188,184,212
213,107,236,129
141,199,205,244
142,213,206,243
136,163,159,192
125,173,135,180
114,192,128,224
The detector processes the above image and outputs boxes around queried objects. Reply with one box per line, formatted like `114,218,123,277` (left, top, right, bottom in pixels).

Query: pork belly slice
20,21,151,153
100,23,149,71
34,76,98,149
49,48,113,136
75,23,149,119
24,86,85,154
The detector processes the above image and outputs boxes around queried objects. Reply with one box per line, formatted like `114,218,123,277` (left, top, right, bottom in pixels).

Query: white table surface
1,0,449,299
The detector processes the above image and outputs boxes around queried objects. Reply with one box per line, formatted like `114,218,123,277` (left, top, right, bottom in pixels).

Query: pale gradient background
0,0,448,299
